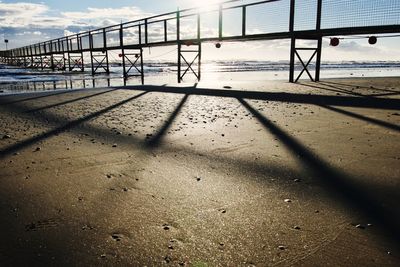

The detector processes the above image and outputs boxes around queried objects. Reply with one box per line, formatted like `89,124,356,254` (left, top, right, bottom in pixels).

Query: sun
178,0,224,9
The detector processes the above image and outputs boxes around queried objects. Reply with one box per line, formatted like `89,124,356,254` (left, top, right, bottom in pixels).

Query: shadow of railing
238,97,400,243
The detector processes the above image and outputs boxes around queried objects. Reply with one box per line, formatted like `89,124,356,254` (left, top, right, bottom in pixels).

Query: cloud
0,2,150,30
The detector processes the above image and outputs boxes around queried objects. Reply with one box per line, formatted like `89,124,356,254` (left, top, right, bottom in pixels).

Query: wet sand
1,77,400,266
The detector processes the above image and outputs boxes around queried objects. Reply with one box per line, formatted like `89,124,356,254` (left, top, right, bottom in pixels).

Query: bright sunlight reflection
178,0,226,9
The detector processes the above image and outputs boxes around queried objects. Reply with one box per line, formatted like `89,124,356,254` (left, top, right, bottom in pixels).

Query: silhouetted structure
0,0,399,83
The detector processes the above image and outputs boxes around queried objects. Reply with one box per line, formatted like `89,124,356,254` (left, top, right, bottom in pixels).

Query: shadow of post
238,97,400,244
0,91,148,159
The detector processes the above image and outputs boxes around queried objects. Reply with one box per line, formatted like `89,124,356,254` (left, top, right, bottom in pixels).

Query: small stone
367,223,373,227
195,176,201,181
106,174,112,179
284,198,292,203
123,187,128,192
387,251,391,255
355,224,365,229
221,134,225,137
293,178,301,183
294,226,301,230
112,144,117,147
164,255,172,263
168,245,174,250
2,134,11,139
163,224,170,230
278,245,286,250
34,147,41,152
111,234,122,241
100,254,106,258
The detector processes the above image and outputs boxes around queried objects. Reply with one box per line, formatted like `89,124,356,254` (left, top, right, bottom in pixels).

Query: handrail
3,0,280,55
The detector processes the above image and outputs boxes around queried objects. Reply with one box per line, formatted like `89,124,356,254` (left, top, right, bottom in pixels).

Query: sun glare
179,0,224,9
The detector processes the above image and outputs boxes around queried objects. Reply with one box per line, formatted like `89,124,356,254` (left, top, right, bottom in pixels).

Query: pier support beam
68,53,84,72
90,51,110,75
52,54,66,70
177,42,201,83
121,48,144,84
289,37,322,83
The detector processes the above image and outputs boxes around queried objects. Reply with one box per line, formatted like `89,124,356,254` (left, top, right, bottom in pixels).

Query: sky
0,0,399,61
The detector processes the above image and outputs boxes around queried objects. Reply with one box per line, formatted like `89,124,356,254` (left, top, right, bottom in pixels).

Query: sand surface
1,77,400,266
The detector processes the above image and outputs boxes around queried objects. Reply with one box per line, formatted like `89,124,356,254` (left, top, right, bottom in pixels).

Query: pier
1,0,400,83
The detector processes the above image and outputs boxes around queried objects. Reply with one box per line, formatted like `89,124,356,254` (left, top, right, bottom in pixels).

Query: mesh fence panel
223,7,243,37
294,0,317,31
123,26,140,46
92,33,104,49
148,21,165,43
106,30,120,47
246,0,290,34
321,0,400,29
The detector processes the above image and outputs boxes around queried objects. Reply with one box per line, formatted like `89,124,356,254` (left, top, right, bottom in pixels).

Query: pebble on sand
278,245,286,250
355,224,365,229
34,147,41,152
112,144,117,147
284,198,292,203
2,134,11,139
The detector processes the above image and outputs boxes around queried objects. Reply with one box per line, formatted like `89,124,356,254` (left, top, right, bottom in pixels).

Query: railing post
89,32,95,75
289,0,296,83
218,4,223,40
138,24,142,45
164,20,168,42
145,19,148,44
103,28,110,73
315,0,323,82
242,6,246,37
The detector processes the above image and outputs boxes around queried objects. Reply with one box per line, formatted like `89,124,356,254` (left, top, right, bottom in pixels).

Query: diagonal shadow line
0,91,148,159
319,82,400,98
146,94,189,147
321,105,400,132
299,82,366,97
370,92,400,97
0,89,79,105
121,85,400,110
238,98,400,243
317,82,367,96
322,81,400,94
25,88,118,113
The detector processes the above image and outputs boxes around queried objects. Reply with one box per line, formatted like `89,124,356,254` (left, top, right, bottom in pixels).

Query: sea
1,60,400,94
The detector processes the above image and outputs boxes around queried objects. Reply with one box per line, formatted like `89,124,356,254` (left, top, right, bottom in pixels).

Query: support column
121,48,144,84
177,42,202,83
289,38,322,83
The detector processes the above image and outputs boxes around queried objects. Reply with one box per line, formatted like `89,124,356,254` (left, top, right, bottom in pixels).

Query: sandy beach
1,77,400,266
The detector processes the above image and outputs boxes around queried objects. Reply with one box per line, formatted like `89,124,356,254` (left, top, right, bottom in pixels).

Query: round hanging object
330,37,339,46
135,54,139,58
215,43,221,48
118,53,123,58
368,36,377,45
